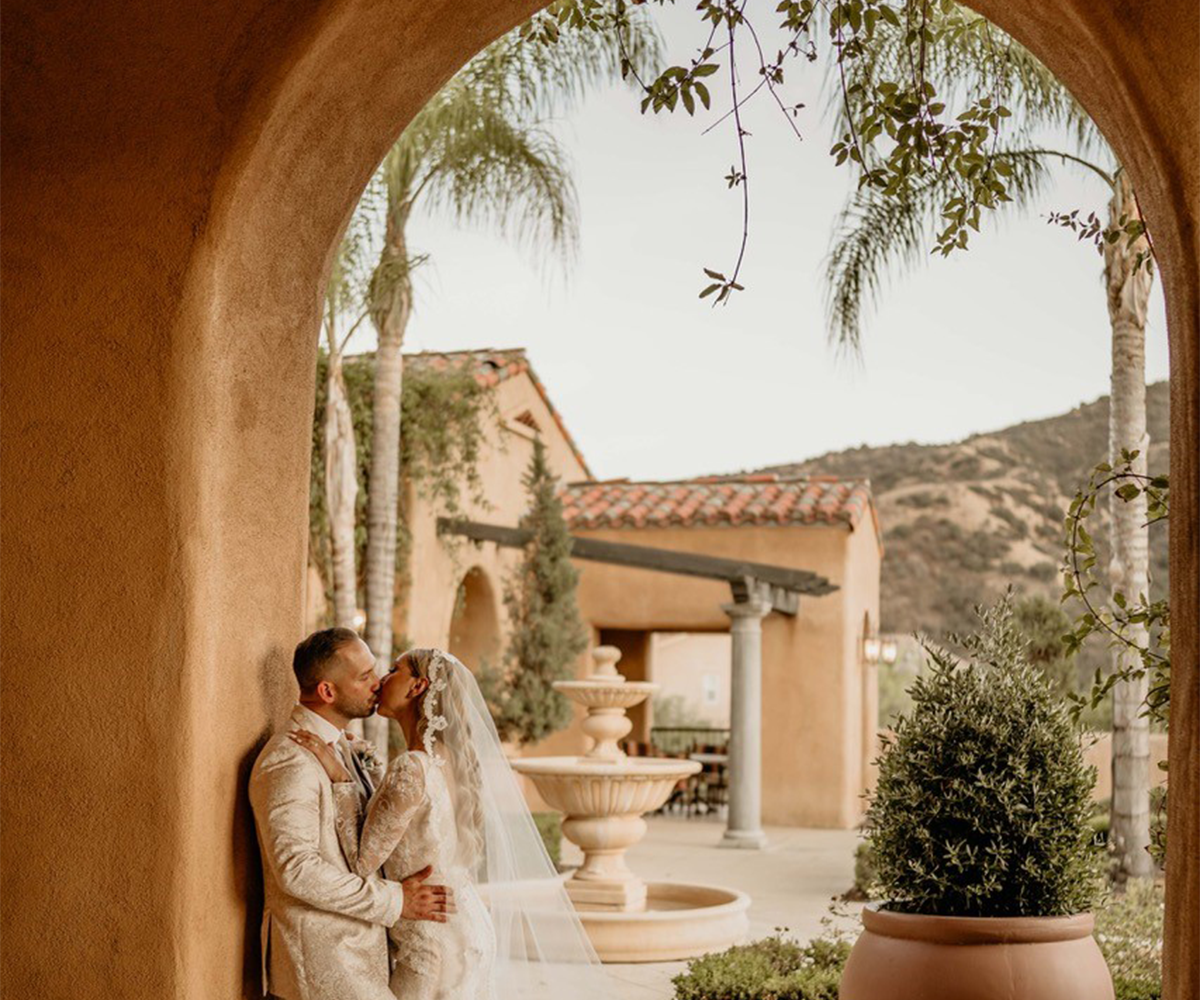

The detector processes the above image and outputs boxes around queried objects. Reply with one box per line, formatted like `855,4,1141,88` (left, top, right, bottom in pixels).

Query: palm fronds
819,0,1112,350
824,147,1050,351
327,4,661,327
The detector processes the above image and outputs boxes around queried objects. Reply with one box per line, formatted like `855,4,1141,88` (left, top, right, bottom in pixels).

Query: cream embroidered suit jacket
250,706,402,1000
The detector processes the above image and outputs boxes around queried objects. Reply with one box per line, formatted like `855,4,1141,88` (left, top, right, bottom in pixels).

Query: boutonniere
348,737,382,773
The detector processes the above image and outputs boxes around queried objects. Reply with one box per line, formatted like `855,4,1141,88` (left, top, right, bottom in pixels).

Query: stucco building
320,348,883,830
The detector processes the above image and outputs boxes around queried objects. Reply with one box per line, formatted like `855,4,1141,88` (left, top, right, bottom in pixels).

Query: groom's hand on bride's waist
400,865,456,923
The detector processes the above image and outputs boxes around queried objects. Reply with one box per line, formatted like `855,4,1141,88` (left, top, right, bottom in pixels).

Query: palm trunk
1104,168,1154,882
324,351,359,630
362,224,413,759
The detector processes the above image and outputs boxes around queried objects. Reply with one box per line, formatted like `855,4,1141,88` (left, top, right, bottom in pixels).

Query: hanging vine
309,353,496,623
1061,452,1171,727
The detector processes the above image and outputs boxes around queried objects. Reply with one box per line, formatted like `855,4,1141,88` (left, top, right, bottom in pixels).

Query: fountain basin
513,755,701,911
512,756,700,816
508,646,749,962
553,679,659,709
579,882,750,962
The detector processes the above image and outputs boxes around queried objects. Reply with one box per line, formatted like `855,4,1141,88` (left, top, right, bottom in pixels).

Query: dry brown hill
755,382,1170,638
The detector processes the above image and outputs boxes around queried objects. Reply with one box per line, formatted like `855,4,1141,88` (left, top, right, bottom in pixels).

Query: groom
250,627,455,1000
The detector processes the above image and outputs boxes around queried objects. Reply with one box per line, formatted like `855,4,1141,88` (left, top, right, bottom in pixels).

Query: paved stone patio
561,814,863,999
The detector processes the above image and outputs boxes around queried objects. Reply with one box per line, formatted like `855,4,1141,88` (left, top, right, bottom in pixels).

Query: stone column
720,597,772,849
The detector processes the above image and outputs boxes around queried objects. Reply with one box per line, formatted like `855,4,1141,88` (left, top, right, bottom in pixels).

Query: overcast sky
346,7,1169,482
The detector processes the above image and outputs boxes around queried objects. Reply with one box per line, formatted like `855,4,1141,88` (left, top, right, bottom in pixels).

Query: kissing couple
250,627,607,1000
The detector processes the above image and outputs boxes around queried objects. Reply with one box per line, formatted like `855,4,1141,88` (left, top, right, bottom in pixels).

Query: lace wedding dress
332,750,497,1000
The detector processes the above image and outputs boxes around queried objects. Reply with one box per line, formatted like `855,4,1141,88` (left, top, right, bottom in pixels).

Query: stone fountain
511,646,750,962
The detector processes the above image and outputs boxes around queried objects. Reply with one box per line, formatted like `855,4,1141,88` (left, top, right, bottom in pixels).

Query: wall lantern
863,635,898,665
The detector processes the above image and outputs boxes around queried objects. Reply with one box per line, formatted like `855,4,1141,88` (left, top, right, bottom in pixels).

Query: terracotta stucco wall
570,523,881,827
651,632,734,727
399,372,588,650
1,0,1194,995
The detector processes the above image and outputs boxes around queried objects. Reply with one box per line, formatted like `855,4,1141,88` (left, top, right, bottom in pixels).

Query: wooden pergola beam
437,518,838,616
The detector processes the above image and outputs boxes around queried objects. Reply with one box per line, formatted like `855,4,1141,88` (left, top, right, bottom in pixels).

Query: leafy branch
1046,208,1153,274
1061,452,1170,726
531,0,1044,303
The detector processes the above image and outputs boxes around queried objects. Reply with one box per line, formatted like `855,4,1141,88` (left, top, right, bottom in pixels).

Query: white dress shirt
295,703,353,769
295,704,373,796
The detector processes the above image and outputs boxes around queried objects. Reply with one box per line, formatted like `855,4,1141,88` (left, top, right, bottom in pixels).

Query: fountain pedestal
512,646,750,961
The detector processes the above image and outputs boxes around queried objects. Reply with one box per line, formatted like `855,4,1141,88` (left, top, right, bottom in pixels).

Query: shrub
672,930,850,1000
864,595,1103,916
533,811,562,868
849,841,877,900
1012,593,1078,702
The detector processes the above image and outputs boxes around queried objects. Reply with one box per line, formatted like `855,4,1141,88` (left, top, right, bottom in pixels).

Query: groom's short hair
293,627,360,693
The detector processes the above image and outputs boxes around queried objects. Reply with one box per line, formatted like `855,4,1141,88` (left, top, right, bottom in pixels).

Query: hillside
756,382,1170,638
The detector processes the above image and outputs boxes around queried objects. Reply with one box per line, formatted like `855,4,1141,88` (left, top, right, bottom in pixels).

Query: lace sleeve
334,753,426,878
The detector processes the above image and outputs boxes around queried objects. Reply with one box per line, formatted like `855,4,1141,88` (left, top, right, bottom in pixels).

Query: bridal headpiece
421,652,450,764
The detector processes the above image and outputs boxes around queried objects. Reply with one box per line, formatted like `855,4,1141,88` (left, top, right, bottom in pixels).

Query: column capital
721,597,772,621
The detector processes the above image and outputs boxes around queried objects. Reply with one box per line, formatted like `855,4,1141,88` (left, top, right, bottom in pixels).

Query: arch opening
448,565,503,673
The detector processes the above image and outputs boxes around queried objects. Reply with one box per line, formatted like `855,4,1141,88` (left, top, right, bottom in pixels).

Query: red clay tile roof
401,348,592,478
560,475,875,533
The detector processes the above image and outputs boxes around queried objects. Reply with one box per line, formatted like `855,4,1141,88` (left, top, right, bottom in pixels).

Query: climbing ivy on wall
309,352,495,621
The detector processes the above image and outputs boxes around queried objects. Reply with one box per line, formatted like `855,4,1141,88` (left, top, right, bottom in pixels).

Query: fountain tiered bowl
511,646,749,962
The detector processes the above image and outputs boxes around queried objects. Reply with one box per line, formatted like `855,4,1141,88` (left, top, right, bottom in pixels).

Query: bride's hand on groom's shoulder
400,866,456,923
288,730,353,784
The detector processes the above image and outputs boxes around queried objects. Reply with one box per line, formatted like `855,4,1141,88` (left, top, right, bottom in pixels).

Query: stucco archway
447,566,503,672
1,1,1194,997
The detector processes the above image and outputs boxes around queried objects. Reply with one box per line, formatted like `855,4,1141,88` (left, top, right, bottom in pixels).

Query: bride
290,647,606,1000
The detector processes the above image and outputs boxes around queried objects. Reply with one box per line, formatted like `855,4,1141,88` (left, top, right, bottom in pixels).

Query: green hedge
851,841,876,899
672,932,849,1000
533,811,562,868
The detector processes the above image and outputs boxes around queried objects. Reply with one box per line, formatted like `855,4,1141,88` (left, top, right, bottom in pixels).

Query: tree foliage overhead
820,0,1123,350
354,1,662,311
530,0,1141,307
481,439,590,745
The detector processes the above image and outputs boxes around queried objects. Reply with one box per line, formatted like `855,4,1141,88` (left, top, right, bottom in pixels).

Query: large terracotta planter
839,903,1113,1000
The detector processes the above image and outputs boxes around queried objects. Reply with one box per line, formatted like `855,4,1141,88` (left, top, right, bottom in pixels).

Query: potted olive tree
840,597,1112,1000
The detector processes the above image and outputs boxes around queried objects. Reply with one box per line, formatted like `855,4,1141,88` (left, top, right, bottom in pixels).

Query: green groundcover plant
672,929,850,1000
864,595,1104,916
1096,880,1164,1000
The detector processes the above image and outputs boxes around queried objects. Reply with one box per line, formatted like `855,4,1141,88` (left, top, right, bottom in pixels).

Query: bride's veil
421,650,609,997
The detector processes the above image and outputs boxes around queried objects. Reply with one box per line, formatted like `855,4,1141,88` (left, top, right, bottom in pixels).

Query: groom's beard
331,691,377,719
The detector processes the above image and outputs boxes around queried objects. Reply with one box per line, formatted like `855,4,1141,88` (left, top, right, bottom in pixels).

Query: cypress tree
482,438,588,744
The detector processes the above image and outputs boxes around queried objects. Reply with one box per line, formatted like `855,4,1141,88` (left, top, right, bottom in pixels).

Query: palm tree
353,14,661,756
320,197,380,631
822,6,1155,882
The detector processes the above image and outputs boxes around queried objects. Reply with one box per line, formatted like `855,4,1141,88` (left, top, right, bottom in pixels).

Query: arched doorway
0,1,1194,997
447,566,502,672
